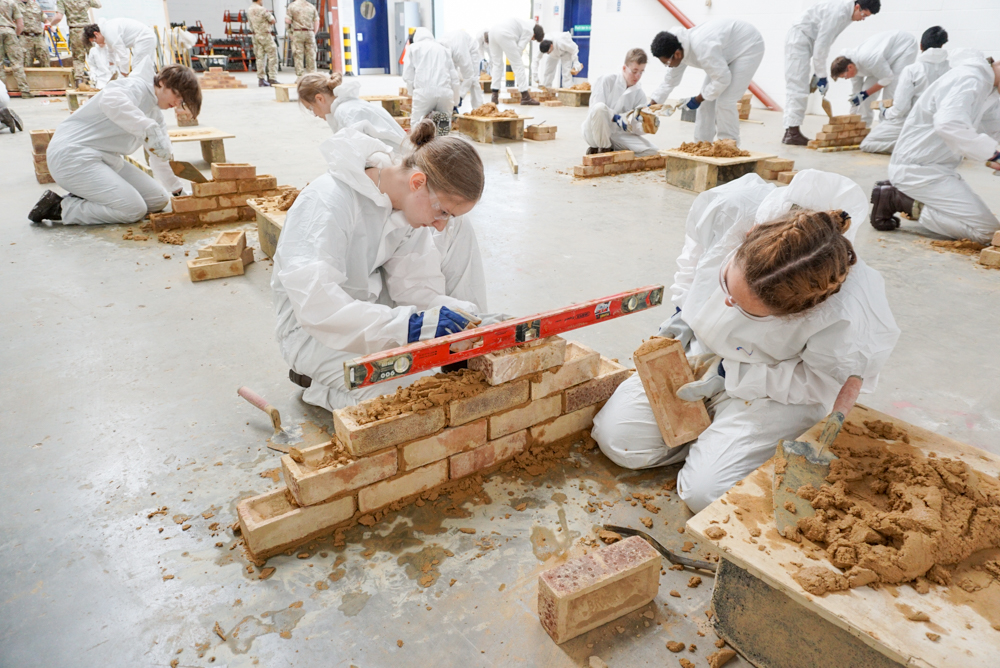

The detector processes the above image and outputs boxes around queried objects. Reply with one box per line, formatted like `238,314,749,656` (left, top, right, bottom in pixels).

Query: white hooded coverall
583,72,658,156
271,129,489,412
861,48,950,154
488,17,534,93
404,27,459,122
0,80,9,110
86,43,117,89
539,32,581,89
783,0,855,129
324,78,406,154
888,57,1000,244
440,30,483,110
649,19,764,145
96,17,157,77
46,74,174,225
592,170,900,513
840,31,919,126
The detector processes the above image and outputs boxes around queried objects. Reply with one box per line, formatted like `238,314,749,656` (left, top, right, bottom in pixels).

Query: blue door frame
563,0,592,79
354,0,390,73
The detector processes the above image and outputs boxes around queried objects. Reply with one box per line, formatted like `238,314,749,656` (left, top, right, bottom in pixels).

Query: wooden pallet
554,88,590,107
66,89,97,112
454,114,533,144
662,150,776,193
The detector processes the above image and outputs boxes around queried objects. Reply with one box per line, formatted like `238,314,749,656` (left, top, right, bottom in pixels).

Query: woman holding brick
272,120,492,412
297,72,406,154
592,170,900,514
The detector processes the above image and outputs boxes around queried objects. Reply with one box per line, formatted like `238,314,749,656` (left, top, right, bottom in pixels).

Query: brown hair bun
408,119,437,147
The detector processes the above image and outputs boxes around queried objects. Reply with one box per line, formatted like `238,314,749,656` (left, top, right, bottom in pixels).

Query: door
354,0,390,74
563,0,592,79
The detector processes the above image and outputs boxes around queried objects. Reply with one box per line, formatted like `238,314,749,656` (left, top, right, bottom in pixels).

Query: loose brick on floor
238,487,355,560
449,379,529,426
283,444,397,506
468,336,566,385
562,357,632,414
335,404,447,457
357,460,448,513
489,394,562,439
531,342,602,399
530,404,599,446
399,419,487,471
449,430,528,479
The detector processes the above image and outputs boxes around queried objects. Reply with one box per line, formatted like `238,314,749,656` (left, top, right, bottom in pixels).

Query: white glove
571,63,583,75
144,125,172,161
676,353,726,402
656,309,694,350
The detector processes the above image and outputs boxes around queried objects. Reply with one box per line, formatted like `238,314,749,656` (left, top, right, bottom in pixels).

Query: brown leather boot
491,90,499,105
870,183,916,231
782,126,810,146
520,90,539,105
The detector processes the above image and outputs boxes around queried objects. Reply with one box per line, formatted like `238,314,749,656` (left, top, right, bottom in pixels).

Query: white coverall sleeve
382,228,479,314
697,39,734,101
99,83,158,140
402,50,415,92
934,80,1000,161
812,15,847,79
883,67,918,121
650,64,685,104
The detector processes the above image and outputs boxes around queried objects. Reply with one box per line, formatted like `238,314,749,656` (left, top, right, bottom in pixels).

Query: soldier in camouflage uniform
55,0,100,86
18,0,48,67
0,0,31,96
284,0,317,79
248,0,278,86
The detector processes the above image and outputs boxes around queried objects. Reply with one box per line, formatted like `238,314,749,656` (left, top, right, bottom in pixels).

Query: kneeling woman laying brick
297,72,407,155
592,170,901,513
272,119,493,412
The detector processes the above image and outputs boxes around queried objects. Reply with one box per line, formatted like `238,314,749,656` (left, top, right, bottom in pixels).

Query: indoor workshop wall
588,0,1000,117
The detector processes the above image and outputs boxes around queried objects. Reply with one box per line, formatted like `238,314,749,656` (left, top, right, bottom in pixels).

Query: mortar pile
469,103,518,118
673,140,750,158
345,369,489,424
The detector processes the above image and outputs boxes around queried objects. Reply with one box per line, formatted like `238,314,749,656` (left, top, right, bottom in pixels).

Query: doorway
562,0,592,78
354,0,390,73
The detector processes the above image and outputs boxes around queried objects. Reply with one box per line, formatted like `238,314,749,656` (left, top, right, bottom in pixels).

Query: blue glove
612,113,628,131
849,90,869,107
407,306,472,343
816,77,828,95
685,96,701,110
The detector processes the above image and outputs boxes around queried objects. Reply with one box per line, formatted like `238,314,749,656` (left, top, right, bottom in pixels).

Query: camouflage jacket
286,0,316,31
18,0,45,34
247,4,273,36
55,0,100,27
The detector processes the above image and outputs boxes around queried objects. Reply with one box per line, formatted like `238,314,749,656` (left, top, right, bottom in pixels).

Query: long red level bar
344,285,664,390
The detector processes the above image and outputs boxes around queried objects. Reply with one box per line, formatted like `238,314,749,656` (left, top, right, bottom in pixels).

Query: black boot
491,90,499,105
520,90,539,106
29,190,63,224
258,79,270,87
0,108,19,133
586,146,600,155
782,126,810,146
870,183,915,231
289,369,312,388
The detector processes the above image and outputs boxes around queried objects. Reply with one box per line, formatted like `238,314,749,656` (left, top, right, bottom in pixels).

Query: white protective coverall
404,27,459,122
488,17,533,93
46,73,177,225
592,170,900,513
96,18,157,77
783,0,855,129
271,128,489,412
888,57,1000,244
539,32,581,89
649,19,765,145
583,72,658,156
86,43,117,89
861,47,949,154
840,31,919,126
0,81,8,109
441,30,483,110
324,78,406,154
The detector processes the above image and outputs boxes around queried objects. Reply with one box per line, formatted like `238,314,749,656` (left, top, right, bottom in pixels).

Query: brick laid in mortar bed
468,336,567,385
283,441,397,506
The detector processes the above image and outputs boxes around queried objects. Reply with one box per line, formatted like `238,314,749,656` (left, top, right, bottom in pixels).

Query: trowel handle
238,386,282,432
817,375,863,453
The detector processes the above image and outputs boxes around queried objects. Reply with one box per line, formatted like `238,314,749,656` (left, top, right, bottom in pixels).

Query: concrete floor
2,71,999,668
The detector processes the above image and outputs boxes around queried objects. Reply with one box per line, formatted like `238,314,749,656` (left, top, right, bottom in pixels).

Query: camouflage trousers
291,30,316,77
20,33,49,68
252,33,278,79
0,29,28,93
69,27,92,81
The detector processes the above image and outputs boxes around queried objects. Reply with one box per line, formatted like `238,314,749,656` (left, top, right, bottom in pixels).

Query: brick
468,336,566,385
358,459,448,512
646,155,666,169
238,206,257,221
192,180,239,197
400,419,487,470
776,171,797,185
211,229,246,261
632,337,711,448
757,169,780,181
603,163,628,175
573,165,601,177
187,257,245,282
980,248,1000,268
830,114,860,124
531,342,602,399
563,357,632,413
149,211,201,231
449,430,528,479
199,207,242,224
449,379,529,426
530,404,599,446
612,150,635,163
29,129,52,152
239,175,279,193
489,394,561,439
757,158,794,173
992,231,1000,247
241,246,255,266
541,100,563,107
821,123,849,133
335,404,447,457
237,487,354,560
33,161,49,175
582,153,616,167
35,172,55,184
283,443,397,506
170,195,218,213
538,535,660,644
211,163,256,180
31,151,47,164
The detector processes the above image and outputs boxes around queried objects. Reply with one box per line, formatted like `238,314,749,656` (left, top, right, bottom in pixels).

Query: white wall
167,0,285,39
92,0,169,27
588,0,1000,116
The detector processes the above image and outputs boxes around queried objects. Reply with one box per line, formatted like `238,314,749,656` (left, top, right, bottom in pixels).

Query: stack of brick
755,158,797,184
573,150,666,178
29,129,55,184
979,231,1000,268
525,123,557,140
807,115,869,151
175,107,198,127
187,229,256,282
237,337,633,561
738,92,752,120
199,66,247,90
149,163,292,232
541,100,563,107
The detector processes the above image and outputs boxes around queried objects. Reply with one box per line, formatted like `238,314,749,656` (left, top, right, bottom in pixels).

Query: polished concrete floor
2,71,999,668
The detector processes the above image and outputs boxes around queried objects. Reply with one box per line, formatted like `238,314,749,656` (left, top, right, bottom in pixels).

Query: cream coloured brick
357,460,448,513
530,405,599,446
282,443,397,506
400,419,487,470
449,430,528,479
171,195,218,213
192,180,239,197
531,342,602,399
980,247,1000,268
449,379,529,426
335,405,447,457
489,394,562,439
992,231,1000,247
211,163,256,180
563,357,632,414
237,487,355,560
468,336,567,385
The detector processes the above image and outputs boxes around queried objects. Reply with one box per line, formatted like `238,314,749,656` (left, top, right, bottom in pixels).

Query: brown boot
520,90,539,106
782,126,810,146
870,183,915,231
491,90,499,105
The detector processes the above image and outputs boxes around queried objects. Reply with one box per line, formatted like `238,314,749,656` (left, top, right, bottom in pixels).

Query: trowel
170,160,208,183
238,386,303,453
772,375,863,536
809,74,834,120
603,525,717,573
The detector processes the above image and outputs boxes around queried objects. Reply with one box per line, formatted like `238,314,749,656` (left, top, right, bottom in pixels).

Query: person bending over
298,72,406,153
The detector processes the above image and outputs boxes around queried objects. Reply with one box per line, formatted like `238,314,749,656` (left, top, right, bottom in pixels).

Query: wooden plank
273,84,295,103
168,128,237,143
505,147,518,174
688,404,1000,668
661,149,776,167
4,66,74,92
632,337,710,448
247,198,287,260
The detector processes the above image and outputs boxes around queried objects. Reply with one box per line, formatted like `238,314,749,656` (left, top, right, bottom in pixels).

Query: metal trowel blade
772,438,838,536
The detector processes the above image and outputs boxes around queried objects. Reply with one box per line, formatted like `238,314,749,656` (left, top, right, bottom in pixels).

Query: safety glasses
425,182,452,223
718,250,771,321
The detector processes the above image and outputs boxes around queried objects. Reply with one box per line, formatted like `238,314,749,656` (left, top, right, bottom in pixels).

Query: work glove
676,353,726,402
848,90,869,108
656,308,694,351
143,125,172,161
571,63,583,75
407,306,475,343
685,96,701,110
611,113,629,132
477,312,512,326
815,77,829,95
987,151,1000,172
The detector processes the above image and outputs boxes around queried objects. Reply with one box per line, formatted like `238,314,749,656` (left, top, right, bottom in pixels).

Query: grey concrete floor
1,72,999,668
